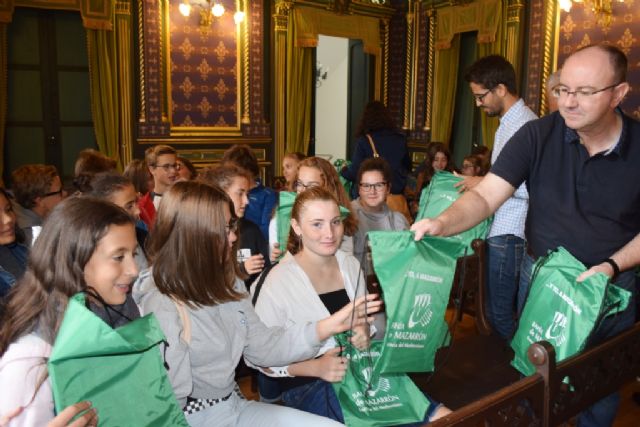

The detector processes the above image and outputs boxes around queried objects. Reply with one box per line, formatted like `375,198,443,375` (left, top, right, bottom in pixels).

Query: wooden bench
429,373,545,427
427,321,640,426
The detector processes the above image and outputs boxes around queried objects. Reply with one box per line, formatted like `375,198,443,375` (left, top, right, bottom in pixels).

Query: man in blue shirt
412,44,638,426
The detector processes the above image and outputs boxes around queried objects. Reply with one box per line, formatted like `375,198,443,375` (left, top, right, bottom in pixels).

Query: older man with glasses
412,44,638,427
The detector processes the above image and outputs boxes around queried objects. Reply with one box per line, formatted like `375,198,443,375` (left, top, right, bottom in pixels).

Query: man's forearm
438,188,494,236
610,232,640,272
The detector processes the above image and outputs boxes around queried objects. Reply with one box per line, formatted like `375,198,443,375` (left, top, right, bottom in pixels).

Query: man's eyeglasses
551,83,620,100
154,163,181,172
359,182,388,192
225,219,238,235
473,88,493,103
294,180,321,191
41,189,64,198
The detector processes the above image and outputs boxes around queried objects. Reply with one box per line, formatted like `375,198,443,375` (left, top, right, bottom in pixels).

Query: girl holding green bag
255,187,368,422
134,181,381,427
254,187,449,426
0,197,142,426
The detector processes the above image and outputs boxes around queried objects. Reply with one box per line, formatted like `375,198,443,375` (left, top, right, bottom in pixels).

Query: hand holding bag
510,247,631,376
416,170,492,256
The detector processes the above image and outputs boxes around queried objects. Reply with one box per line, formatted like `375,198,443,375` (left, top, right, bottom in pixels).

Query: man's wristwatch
603,258,620,282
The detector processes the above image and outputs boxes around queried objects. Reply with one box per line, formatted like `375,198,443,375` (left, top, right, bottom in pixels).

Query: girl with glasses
269,157,357,261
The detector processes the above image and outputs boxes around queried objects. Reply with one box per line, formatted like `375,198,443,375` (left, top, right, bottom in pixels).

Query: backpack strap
366,134,380,158
252,261,278,306
172,299,191,345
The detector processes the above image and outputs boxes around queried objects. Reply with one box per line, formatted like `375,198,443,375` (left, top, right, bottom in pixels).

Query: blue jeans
485,235,526,339
517,252,535,314
257,373,282,403
283,379,441,425
282,380,343,422
519,257,637,427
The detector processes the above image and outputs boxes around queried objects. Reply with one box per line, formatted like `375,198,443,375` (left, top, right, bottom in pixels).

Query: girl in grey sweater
134,181,380,427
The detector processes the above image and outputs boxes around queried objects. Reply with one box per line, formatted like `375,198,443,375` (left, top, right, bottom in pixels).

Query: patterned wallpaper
557,1,640,119
169,0,239,129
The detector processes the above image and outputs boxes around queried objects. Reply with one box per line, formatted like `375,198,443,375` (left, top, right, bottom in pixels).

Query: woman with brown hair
254,187,368,422
133,181,380,427
255,187,449,424
407,142,454,215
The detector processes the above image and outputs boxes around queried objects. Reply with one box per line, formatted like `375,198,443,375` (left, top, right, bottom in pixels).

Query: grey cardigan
133,269,324,407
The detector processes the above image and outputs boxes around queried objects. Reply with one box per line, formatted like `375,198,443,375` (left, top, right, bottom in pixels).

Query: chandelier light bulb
179,2,191,17
212,3,225,17
234,11,245,24
559,0,573,12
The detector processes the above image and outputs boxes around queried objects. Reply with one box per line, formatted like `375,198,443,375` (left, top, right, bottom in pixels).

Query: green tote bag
332,334,430,427
416,170,492,257
511,247,630,376
368,230,462,374
48,293,188,427
276,191,297,259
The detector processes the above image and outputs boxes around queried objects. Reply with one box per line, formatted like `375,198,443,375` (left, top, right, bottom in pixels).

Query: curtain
285,6,382,155
293,6,380,55
285,17,313,155
0,24,6,184
430,34,460,145
86,25,121,169
476,3,503,150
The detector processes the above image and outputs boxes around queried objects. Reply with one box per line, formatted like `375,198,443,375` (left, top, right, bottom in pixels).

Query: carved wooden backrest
429,373,545,427
529,322,640,426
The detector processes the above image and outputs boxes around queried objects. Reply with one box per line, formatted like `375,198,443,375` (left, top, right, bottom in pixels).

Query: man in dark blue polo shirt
412,44,638,426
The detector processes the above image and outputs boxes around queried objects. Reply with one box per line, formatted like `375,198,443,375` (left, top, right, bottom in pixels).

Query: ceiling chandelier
558,0,625,28
179,0,245,27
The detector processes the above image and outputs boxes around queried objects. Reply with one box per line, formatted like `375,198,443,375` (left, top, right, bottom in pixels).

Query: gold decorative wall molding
402,0,414,130
116,0,134,165
137,0,145,124
382,18,389,105
540,0,559,116
424,7,435,132
273,0,292,175
240,0,250,125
